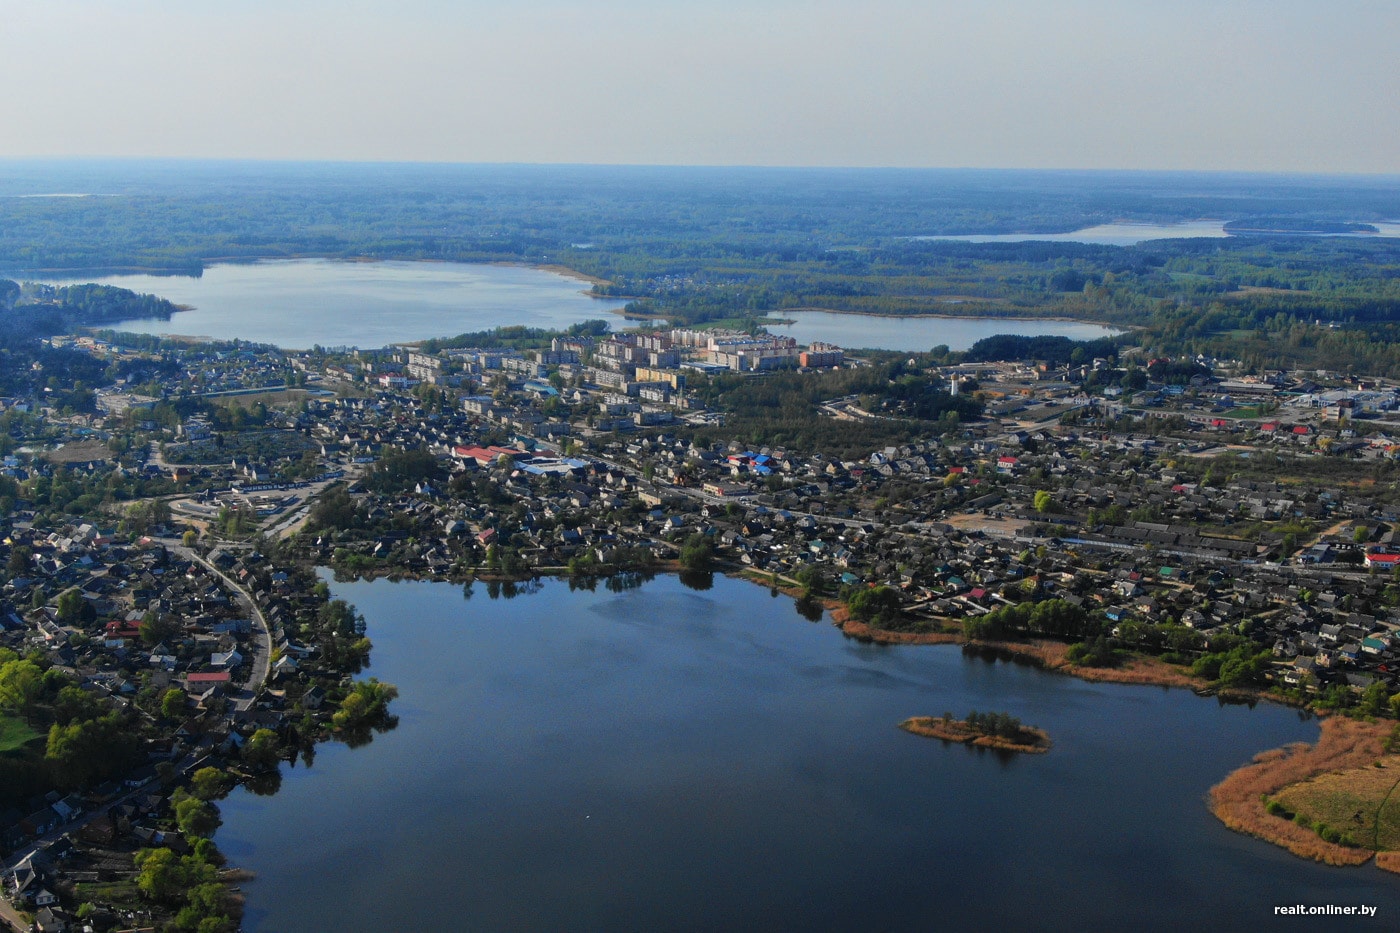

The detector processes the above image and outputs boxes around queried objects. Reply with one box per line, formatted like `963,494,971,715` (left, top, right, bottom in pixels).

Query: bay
215,574,1400,932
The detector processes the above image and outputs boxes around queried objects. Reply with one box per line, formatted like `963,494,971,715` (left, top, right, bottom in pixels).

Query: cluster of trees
960,709,1025,739
134,842,237,933
34,282,181,323
307,598,372,671
960,598,1094,641
1067,636,1121,667
965,334,1121,365
1192,640,1274,688
686,360,982,459
679,533,714,571
0,648,145,798
362,447,442,494
842,584,903,625
422,319,610,353
332,678,399,732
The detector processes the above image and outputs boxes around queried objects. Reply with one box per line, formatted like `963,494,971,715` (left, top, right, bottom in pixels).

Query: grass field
1277,757,1400,851
0,713,41,753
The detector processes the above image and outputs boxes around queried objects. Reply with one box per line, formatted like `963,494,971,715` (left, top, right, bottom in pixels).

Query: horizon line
1,155,1398,181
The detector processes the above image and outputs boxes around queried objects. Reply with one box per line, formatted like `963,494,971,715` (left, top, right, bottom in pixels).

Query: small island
900,711,1052,754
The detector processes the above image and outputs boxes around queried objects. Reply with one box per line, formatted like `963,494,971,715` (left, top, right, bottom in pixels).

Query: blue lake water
39,259,624,349
215,574,1400,932
39,258,1123,353
763,311,1121,352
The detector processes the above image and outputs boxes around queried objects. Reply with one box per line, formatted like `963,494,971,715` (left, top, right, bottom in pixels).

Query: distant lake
763,310,1122,351
39,258,1124,353
215,574,1400,932
39,259,624,349
911,220,1233,246
912,219,1400,246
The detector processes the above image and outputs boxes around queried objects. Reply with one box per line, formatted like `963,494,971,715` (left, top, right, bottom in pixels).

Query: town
7,320,1400,929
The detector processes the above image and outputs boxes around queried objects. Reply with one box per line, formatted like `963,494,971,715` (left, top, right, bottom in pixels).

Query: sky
2,0,1397,173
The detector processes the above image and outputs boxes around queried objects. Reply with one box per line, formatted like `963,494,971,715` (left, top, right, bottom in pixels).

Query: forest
2,163,1400,373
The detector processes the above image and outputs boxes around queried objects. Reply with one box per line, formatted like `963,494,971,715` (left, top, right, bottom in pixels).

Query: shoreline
1208,715,1389,869
831,608,1198,690
530,263,612,288
757,307,1132,329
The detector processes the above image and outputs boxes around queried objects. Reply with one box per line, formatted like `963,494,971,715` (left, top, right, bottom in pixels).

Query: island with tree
900,711,1052,754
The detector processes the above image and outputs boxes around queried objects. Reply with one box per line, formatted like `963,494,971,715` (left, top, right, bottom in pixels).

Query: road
159,541,272,713
0,895,26,933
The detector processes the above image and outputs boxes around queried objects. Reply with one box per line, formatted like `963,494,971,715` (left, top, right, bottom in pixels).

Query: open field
0,712,41,753
43,440,115,464
207,388,315,408
1277,758,1400,852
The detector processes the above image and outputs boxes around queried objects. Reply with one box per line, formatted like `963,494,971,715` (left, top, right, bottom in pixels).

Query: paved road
0,894,27,933
159,541,272,712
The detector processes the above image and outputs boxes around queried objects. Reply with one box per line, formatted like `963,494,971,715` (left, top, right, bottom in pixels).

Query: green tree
679,533,714,571
161,688,188,720
844,585,902,624
175,796,221,837
7,545,31,576
45,713,141,788
0,659,44,713
243,728,281,770
135,848,181,901
190,766,230,801
1360,680,1390,717
332,678,399,731
56,588,92,625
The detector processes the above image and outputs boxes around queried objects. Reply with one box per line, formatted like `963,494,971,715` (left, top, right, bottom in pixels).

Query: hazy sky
2,0,1397,172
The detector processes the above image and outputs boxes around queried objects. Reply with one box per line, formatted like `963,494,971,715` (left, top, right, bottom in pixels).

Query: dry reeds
1209,716,1390,866
836,613,963,645
899,716,1052,754
1375,851,1400,874
969,638,1200,689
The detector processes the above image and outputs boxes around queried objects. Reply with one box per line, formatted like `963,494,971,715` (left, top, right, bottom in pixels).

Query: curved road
162,541,272,712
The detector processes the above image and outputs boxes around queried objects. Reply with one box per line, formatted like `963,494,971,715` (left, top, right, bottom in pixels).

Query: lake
215,574,1400,932
40,258,1121,353
39,259,624,349
762,311,1121,352
912,220,1400,247
910,220,1234,246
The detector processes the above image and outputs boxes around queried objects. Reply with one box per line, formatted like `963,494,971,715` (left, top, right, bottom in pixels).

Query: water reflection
677,569,714,591
243,771,282,797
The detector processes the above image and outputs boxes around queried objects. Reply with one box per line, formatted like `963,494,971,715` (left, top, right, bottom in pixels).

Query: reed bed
900,716,1051,754
969,638,1200,689
836,612,963,645
1375,851,1400,874
1209,716,1390,866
